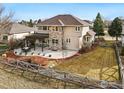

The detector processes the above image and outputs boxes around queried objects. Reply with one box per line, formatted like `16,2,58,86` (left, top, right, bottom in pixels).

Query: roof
9,23,36,34
26,33,49,39
37,14,90,26
83,20,93,24
87,30,96,36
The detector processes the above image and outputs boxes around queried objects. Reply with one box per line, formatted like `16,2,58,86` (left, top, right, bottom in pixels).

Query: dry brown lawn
55,46,119,82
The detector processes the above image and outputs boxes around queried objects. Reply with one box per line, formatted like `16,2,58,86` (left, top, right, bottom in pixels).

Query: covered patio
23,33,49,52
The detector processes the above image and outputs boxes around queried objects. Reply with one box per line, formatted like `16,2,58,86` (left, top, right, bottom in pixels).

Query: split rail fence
0,58,122,89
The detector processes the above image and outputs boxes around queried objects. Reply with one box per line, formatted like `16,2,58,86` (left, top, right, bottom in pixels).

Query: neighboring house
83,20,93,28
36,14,96,50
8,23,35,40
0,24,12,43
0,23,36,43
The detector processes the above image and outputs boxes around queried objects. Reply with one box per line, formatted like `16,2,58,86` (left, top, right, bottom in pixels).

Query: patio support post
41,40,44,52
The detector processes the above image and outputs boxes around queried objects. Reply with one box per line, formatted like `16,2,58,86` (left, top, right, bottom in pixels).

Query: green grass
54,46,119,82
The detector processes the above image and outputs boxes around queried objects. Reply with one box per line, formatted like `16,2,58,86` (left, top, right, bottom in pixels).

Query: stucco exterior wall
63,26,82,50
8,33,31,40
79,26,90,47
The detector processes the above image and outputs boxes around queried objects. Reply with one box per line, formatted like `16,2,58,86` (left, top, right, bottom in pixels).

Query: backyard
55,46,119,82
0,41,120,88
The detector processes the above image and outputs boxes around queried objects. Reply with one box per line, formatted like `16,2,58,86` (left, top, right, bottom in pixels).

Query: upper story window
38,26,42,30
38,26,49,30
43,26,47,30
61,27,64,31
76,27,81,31
56,27,58,31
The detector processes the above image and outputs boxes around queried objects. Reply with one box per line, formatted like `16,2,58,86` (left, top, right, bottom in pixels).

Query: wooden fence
114,43,124,88
0,58,122,89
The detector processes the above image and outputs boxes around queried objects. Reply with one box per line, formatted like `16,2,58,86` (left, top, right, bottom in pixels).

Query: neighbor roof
87,30,96,36
9,23,36,34
37,14,90,26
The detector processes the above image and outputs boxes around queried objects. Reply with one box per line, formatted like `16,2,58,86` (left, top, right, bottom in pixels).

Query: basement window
3,35,8,40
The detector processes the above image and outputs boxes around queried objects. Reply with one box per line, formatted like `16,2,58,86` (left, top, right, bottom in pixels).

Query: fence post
63,72,67,89
114,44,122,81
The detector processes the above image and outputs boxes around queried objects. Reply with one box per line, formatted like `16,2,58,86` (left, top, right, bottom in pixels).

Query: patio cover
25,33,49,39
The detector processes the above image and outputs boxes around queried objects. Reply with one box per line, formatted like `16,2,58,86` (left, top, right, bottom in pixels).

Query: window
66,38,71,43
48,26,50,30
43,26,47,30
56,27,58,31
66,39,68,43
62,27,64,31
3,35,8,40
68,38,70,43
51,27,60,31
38,26,42,30
85,36,90,42
52,39,58,44
55,40,58,44
76,27,81,31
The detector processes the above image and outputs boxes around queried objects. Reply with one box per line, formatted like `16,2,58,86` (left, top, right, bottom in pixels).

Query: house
0,23,12,43
8,23,36,40
36,14,96,50
1,14,96,51
0,23,36,43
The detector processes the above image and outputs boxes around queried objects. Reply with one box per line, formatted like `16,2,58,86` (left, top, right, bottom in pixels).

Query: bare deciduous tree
0,5,14,34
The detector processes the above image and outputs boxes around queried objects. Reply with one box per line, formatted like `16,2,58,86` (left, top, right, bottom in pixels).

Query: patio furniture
49,54,51,57
31,52,34,55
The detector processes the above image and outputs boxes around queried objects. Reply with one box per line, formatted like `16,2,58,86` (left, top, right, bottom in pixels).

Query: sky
2,3,124,21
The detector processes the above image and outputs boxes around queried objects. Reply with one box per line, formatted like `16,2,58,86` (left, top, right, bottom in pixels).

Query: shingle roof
9,23,36,34
37,14,90,26
87,30,96,36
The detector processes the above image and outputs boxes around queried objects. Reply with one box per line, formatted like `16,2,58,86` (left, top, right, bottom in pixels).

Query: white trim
58,19,65,26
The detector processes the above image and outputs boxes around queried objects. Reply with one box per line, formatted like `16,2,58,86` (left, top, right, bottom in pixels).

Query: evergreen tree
37,19,42,23
108,17,122,41
93,13,104,38
28,19,33,27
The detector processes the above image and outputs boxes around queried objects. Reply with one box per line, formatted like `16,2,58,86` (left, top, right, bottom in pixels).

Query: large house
0,14,96,51
36,14,96,50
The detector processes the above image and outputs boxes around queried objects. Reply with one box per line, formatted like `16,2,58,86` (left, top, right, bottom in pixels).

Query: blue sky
2,3,124,21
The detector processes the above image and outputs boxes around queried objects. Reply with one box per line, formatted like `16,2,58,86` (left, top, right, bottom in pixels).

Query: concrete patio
14,48,78,59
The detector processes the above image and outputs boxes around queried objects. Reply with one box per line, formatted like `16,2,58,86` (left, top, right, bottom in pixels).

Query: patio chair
31,52,34,55
43,53,45,56
49,54,51,57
